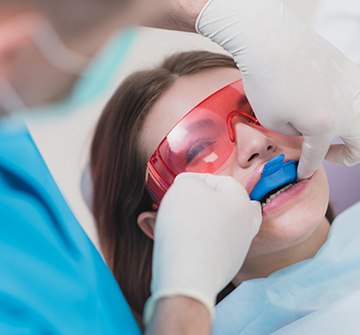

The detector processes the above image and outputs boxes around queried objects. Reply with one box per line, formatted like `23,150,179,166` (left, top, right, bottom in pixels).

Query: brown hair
90,51,237,327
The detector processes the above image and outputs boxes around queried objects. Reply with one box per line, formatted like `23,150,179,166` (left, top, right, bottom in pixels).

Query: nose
232,122,277,168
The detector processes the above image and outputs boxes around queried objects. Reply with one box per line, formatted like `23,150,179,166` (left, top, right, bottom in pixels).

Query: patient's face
140,67,329,259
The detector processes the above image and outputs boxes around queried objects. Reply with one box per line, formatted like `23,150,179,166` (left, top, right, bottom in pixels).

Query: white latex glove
196,0,360,179
144,173,261,324
312,0,360,66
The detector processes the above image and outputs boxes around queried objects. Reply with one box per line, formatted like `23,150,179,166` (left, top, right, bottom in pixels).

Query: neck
232,217,330,286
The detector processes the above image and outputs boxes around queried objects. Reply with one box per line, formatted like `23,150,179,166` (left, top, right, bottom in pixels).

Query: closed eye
186,139,217,164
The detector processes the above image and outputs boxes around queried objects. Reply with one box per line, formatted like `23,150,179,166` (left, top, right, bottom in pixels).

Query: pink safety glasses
145,80,261,207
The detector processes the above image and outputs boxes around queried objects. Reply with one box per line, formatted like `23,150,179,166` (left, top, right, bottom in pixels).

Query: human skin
132,0,208,32
139,67,331,285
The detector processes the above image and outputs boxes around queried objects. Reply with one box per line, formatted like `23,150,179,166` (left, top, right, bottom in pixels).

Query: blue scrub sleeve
0,123,141,334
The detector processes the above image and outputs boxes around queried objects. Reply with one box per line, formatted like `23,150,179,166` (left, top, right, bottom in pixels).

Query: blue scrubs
0,122,140,334
213,201,360,335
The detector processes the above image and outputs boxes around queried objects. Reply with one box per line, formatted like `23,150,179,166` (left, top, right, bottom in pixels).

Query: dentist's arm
144,173,261,334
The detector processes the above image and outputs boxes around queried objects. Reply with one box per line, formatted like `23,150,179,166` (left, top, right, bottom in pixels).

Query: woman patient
90,51,339,330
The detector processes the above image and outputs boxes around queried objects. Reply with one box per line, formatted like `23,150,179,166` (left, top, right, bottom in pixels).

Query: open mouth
249,154,298,208
260,181,298,208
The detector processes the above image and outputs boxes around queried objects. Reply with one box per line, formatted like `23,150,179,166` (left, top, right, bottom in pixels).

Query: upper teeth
261,183,294,208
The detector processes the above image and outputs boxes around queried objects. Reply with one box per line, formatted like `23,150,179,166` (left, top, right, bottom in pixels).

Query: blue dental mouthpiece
250,154,297,202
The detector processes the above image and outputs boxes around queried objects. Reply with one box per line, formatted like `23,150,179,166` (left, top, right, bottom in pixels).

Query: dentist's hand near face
196,0,360,179
145,0,360,180
145,173,261,325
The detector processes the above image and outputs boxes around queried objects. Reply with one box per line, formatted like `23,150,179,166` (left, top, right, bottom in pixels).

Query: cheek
215,150,248,187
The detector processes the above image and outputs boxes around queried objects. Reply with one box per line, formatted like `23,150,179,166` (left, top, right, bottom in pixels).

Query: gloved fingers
325,137,360,166
257,117,302,137
174,172,204,184
325,144,347,165
200,174,255,203
173,172,217,191
204,174,246,194
175,172,245,194
297,135,331,180
249,200,262,232
250,199,261,206
250,200,261,214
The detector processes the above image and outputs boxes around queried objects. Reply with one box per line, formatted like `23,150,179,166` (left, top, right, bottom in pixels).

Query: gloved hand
196,0,360,179
144,173,261,324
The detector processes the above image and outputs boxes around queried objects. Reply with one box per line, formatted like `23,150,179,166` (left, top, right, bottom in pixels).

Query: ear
137,211,157,240
0,13,41,74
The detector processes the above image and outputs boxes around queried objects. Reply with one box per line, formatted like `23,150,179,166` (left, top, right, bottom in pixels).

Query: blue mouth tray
250,154,297,201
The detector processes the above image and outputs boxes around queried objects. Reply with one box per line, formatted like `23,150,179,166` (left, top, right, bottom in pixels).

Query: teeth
261,183,294,208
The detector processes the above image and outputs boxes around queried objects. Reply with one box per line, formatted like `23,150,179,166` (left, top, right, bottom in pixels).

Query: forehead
140,67,242,159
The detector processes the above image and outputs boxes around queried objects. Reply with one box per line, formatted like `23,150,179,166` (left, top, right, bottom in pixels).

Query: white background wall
30,0,360,249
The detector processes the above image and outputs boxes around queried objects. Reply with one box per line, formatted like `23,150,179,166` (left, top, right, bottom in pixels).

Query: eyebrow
183,94,253,133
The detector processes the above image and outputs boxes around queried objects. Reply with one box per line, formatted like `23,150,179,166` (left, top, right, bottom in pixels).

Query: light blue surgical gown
213,201,360,335
0,122,141,334
0,28,139,334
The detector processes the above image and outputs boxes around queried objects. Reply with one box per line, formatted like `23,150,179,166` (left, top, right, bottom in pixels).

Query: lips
259,181,297,207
